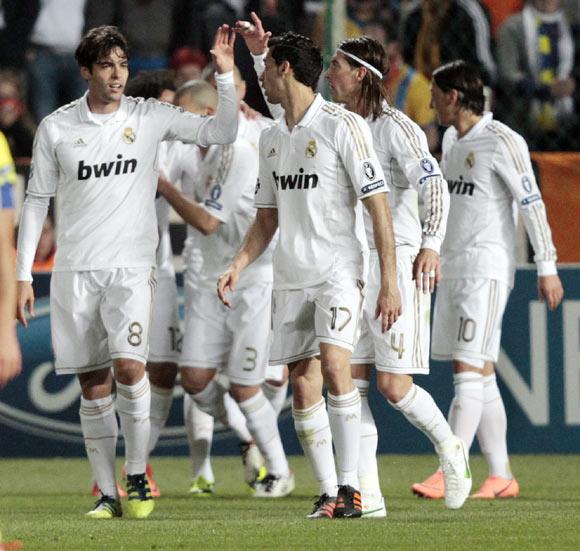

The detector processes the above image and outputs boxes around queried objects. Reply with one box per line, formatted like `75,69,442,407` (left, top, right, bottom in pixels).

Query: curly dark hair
268,32,323,91
125,70,175,100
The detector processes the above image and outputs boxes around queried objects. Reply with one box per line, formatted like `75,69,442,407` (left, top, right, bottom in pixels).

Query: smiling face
325,52,363,105
81,47,129,112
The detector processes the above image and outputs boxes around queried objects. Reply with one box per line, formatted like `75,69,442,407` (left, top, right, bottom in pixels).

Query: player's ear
279,60,291,77
80,66,91,81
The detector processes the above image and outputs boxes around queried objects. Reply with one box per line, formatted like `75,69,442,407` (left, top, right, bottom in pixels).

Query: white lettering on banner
28,362,80,413
496,302,549,425
564,301,580,425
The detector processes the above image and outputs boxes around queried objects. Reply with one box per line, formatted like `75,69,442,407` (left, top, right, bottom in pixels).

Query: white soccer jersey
366,105,449,253
255,94,387,290
23,74,236,275
176,138,272,291
440,112,557,287
237,110,273,149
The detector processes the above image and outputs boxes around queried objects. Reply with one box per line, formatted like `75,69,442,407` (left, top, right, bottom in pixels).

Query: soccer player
0,131,21,389
157,79,294,498
413,60,564,500
15,24,239,519
219,29,401,519
324,37,472,514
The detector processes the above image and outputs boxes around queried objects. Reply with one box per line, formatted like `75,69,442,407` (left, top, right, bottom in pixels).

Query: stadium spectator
481,0,524,36
15,24,239,520
496,0,576,149
400,0,497,84
26,0,87,123
0,130,21,388
365,21,440,153
84,0,182,75
0,71,35,159
413,60,564,501
0,0,39,71
170,47,208,88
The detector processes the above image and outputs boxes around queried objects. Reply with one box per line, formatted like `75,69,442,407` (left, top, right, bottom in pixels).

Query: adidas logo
267,147,276,158
73,137,86,147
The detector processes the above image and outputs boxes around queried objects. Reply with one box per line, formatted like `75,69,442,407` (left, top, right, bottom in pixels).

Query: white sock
390,384,454,448
183,393,214,482
80,395,118,498
448,372,484,450
116,375,151,476
293,398,337,496
191,378,230,425
327,388,361,488
262,380,289,417
477,374,512,479
224,393,253,444
148,384,173,455
354,379,381,497
238,390,289,477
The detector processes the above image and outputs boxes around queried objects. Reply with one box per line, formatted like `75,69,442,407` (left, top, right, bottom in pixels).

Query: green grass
1,455,579,550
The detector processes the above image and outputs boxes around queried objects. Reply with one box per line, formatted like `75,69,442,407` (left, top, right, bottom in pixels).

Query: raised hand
210,24,236,74
235,11,271,55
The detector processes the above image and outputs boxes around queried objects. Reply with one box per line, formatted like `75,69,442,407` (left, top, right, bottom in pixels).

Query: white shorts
50,267,156,375
431,278,511,368
148,274,181,363
180,282,272,386
270,278,364,365
265,363,285,382
352,250,430,374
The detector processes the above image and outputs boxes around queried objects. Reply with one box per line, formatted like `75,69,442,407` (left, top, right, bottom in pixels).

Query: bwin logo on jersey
78,154,137,180
273,169,318,190
448,175,475,196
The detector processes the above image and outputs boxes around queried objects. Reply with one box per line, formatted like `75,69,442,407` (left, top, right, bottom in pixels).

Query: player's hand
375,283,402,333
0,327,22,388
240,100,260,120
217,268,240,308
210,24,236,74
538,274,564,310
234,12,271,55
16,281,35,327
157,172,171,196
413,248,440,294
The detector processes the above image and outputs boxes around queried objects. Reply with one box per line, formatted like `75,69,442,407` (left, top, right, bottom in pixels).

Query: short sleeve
255,131,277,208
27,120,60,197
334,111,387,200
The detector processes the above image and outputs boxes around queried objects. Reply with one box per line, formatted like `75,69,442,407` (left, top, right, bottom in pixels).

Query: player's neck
455,111,482,138
282,86,316,131
86,93,121,114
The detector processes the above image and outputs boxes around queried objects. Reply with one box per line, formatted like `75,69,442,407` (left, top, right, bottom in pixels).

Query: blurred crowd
0,0,578,165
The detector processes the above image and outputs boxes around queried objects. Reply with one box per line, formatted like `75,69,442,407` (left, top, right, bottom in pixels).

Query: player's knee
290,371,318,407
147,361,178,389
113,359,145,385
377,373,412,403
229,383,259,403
180,367,213,395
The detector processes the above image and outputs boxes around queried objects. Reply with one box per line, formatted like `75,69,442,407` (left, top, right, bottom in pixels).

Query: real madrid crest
123,127,136,144
465,151,475,169
305,139,317,158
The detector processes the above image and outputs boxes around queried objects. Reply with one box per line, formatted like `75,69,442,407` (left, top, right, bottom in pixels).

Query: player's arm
337,115,401,331
235,12,284,120
217,207,278,307
362,193,402,332
16,121,58,326
493,135,563,309
0,187,22,387
157,174,220,235
394,123,450,293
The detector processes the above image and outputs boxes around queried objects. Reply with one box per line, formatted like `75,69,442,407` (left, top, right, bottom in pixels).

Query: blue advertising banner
1,266,578,457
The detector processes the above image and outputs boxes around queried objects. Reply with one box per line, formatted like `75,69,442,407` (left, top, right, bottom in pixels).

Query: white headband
337,49,383,79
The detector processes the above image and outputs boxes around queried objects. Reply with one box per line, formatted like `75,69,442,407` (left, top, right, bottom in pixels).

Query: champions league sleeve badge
122,127,136,144
363,160,376,180
420,158,434,173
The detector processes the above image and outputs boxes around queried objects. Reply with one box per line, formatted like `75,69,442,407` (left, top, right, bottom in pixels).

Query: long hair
336,36,389,121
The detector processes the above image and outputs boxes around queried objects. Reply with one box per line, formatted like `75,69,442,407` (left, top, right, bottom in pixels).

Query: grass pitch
0,454,578,550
